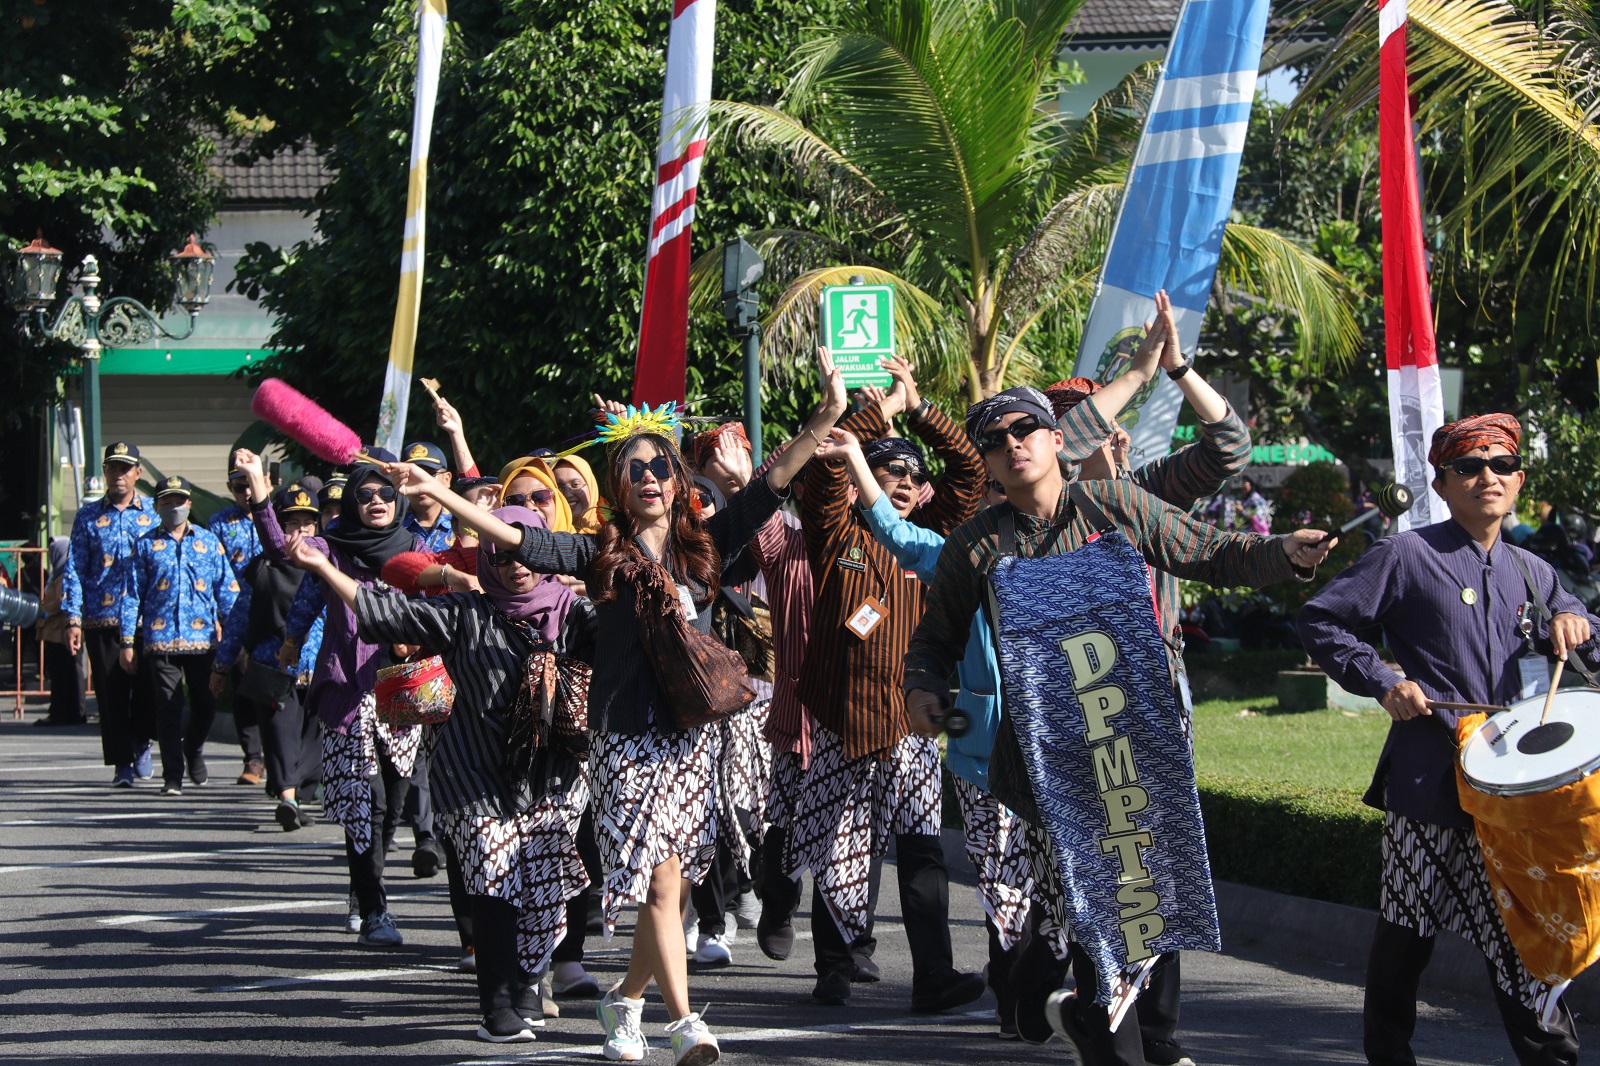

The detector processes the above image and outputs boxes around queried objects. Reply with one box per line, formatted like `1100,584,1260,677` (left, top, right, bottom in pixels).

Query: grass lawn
1191,695,1391,794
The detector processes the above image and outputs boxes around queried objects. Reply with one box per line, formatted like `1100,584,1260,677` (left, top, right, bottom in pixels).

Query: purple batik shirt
1298,518,1600,828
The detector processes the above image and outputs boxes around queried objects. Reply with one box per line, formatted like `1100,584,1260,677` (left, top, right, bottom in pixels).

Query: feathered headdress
557,402,686,457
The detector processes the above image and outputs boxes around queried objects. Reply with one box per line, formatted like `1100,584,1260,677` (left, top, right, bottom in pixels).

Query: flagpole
377,0,448,457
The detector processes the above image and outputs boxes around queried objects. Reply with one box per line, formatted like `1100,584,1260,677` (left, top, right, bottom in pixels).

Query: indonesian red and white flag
631,0,716,406
1379,0,1444,530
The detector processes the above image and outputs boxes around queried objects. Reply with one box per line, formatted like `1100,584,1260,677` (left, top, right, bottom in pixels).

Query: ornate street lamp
6,233,214,495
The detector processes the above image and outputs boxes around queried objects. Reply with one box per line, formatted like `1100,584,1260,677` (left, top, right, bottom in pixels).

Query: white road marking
458,1009,994,1063
100,889,448,926
0,841,340,874
214,966,459,993
0,762,110,773
0,809,219,827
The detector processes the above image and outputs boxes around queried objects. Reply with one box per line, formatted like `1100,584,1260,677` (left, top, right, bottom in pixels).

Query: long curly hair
586,433,720,606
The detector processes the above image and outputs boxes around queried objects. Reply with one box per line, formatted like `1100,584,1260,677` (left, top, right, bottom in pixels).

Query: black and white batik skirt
716,698,773,875
785,725,942,944
590,709,719,936
950,774,1035,952
439,780,591,974
320,692,421,854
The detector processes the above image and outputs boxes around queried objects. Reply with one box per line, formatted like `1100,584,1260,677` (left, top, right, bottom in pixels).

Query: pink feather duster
251,378,367,466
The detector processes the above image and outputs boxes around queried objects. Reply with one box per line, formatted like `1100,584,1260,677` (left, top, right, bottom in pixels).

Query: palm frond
1216,223,1362,372
1297,0,1600,313
997,182,1122,334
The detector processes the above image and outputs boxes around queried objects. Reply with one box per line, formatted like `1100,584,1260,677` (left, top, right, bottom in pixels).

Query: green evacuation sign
821,283,895,388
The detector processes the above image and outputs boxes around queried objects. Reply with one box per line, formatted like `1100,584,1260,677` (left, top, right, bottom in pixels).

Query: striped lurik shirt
354,587,581,819
798,401,987,761
1058,398,1253,654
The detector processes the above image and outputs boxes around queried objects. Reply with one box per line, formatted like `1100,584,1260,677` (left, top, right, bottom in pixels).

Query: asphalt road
0,708,1529,1065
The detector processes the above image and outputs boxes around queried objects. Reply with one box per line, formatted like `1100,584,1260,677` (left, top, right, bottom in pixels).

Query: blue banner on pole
990,533,1219,1006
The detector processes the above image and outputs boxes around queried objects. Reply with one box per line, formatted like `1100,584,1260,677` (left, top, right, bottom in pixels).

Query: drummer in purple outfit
1299,413,1599,1066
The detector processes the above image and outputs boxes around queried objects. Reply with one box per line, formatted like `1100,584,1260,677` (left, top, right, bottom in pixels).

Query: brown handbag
620,558,754,731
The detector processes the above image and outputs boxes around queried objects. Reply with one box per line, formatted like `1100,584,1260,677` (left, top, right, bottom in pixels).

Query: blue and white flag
990,532,1219,1018
1071,0,1271,466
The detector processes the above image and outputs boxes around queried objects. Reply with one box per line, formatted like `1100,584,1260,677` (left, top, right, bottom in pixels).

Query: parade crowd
34,290,1600,1066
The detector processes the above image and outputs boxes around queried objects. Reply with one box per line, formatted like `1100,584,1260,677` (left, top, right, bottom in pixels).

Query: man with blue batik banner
905,380,1333,1066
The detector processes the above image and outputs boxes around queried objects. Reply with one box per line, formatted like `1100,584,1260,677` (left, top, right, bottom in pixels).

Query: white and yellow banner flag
377,0,448,457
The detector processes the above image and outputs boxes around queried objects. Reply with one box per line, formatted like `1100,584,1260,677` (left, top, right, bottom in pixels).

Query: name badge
845,596,889,640
836,557,866,573
1518,654,1551,700
677,584,699,621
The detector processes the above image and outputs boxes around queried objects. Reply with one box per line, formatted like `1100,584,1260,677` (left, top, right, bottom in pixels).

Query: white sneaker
597,987,646,1062
345,893,361,934
734,890,761,930
666,1012,720,1066
552,960,600,997
692,933,733,967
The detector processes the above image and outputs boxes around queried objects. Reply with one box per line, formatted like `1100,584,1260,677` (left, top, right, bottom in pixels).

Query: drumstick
1540,659,1567,725
1425,699,1508,715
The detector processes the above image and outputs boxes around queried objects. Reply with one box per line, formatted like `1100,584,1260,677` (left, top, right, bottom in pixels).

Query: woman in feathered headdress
386,349,846,1065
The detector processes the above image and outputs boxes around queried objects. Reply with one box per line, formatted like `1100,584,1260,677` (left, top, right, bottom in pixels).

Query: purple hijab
477,506,575,643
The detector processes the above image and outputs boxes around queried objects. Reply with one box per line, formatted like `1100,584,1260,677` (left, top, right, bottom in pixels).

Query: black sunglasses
355,485,397,504
974,416,1051,454
228,480,249,494
505,489,555,507
1445,454,1521,477
876,461,929,487
696,489,715,509
629,456,674,483
487,545,519,567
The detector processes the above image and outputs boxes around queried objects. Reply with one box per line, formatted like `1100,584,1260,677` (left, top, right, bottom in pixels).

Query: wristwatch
910,398,933,421
1166,352,1194,381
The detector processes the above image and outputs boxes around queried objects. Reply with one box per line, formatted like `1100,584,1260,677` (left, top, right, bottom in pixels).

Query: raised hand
1128,290,1171,384
714,433,754,490
389,462,442,500
881,355,921,415
591,394,628,418
1156,291,1184,373
434,396,463,436
812,427,861,462
232,449,264,479
817,346,847,416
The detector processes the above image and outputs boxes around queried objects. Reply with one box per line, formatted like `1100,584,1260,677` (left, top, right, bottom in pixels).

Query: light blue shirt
859,494,999,790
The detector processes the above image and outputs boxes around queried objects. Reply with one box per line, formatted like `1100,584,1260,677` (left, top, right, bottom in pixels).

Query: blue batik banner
1071,0,1271,469
990,532,1220,1007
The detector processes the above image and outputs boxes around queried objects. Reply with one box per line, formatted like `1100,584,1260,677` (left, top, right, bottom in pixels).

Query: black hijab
322,463,415,574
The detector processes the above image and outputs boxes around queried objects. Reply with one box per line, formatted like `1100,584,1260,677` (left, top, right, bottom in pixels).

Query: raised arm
1131,402,1252,508
909,404,986,536
353,584,467,651
433,394,478,476
758,346,849,492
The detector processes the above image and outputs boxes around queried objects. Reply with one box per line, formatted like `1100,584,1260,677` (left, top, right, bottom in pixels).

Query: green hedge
1199,772,1382,909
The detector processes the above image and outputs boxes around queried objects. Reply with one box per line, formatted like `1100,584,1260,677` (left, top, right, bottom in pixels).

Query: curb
936,829,1597,1014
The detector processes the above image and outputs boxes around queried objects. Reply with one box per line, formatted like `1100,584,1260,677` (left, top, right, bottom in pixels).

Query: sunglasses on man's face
229,480,249,495
628,456,674,484
1445,454,1521,477
876,461,929,487
505,489,555,508
356,485,397,504
974,416,1051,454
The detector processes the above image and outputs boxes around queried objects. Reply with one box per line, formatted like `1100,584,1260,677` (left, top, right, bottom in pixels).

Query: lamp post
6,233,214,496
721,236,764,463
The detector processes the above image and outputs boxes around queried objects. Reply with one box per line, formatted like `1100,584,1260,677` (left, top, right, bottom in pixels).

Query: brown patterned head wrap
690,421,751,467
1043,377,1102,420
1428,414,1521,469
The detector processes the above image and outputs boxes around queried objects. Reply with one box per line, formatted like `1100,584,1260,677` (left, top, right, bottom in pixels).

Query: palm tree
698,0,1361,403
1296,0,1600,319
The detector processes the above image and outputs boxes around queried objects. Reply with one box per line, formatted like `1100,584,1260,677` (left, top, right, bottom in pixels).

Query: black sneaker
1143,1038,1197,1066
1044,990,1097,1066
187,753,209,787
295,804,317,828
851,951,881,983
159,781,183,796
275,799,302,832
412,836,444,878
476,1007,536,1044
756,918,795,961
911,969,987,1014
812,970,851,1005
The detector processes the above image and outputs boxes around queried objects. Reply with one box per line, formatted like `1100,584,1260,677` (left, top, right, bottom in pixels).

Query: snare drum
1460,690,1600,797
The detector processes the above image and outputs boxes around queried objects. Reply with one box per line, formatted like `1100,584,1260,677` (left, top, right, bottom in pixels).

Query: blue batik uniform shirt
216,577,325,683
63,494,155,629
119,523,240,653
209,504,261,578
404,508,454,553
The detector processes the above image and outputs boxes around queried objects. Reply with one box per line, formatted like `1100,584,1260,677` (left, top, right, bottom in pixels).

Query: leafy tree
705,0,1361,404
0,0,387,424
237,0,850,466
